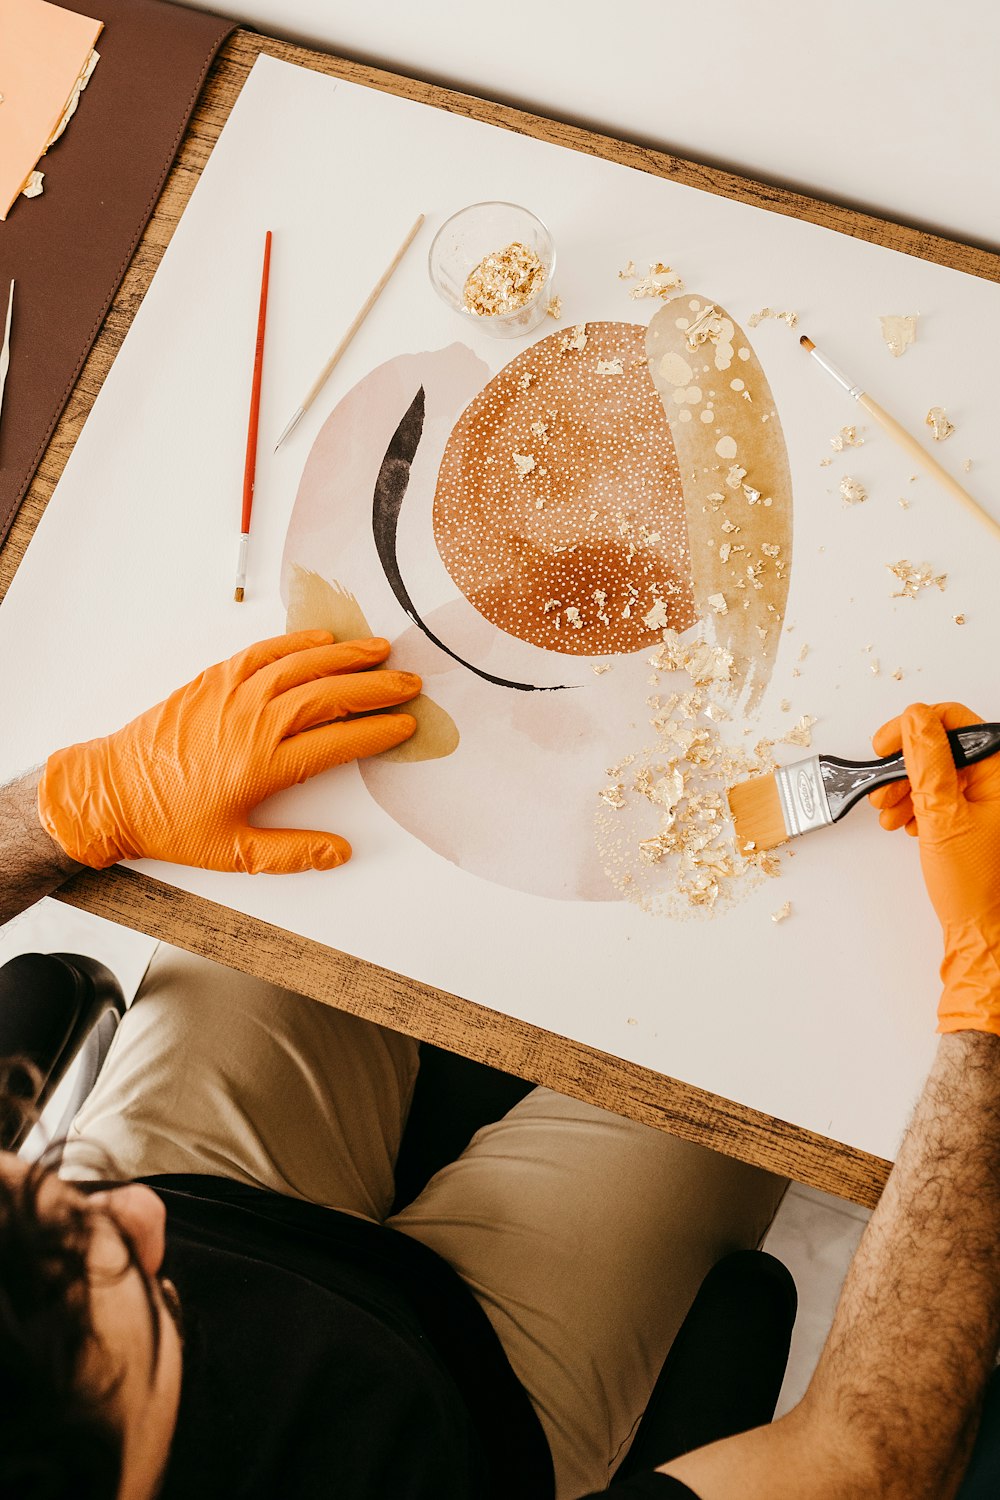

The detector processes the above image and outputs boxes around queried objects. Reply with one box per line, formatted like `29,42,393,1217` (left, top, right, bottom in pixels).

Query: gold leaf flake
618,259,637,280
630,270,683,301
779,698,790,712
684,304,726,348
707,592,728,616
643,599,671,630
518,372,533,390
880,314,917,358
596,357,624,376
726,464,747,490
529,420,549,441
963,458,972,472
512,451,536,478
771,901,792,923
783,714,817,749
593,663,613,675
546,295,562,319
747,307,798,329
560,323,589,353
887,559,947,598
892,667,904,680
840,475,867,505
954,613,966,625
600,783,627,810
926,406,955,442
830,425,863,451
797,643,809,662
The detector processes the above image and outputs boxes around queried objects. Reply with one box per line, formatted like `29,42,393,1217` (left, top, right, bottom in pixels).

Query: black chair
0,950,797,1481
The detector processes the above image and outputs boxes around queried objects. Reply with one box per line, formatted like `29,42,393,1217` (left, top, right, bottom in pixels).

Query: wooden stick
858,394,1000,544
274,213,425,451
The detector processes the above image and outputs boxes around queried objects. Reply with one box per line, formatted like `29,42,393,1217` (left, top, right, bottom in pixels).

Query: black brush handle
822,723,1000,821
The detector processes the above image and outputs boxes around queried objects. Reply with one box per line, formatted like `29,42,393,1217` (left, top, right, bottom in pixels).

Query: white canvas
2,54,998,1160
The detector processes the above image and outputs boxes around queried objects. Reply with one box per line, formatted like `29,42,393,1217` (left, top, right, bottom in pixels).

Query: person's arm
0,769,84,924
660,702,1000,1500
662,1029,1000,1499
1,631,420,924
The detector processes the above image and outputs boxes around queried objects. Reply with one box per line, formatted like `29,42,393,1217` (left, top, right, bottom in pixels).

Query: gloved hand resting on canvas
869,700,1000,1035
38,631,420,875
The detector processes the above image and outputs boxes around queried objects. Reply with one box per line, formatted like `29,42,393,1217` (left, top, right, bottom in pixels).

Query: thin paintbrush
235,229,273,603
799,333,1000,545
729,723,1000,853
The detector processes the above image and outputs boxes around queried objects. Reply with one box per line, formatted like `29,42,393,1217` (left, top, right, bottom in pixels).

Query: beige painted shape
285,565,459,763
646,297,793,709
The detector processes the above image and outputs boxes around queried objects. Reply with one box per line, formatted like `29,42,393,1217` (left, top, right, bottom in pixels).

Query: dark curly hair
0,1059,123,1499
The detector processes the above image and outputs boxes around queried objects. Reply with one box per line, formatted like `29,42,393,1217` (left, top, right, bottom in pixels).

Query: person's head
0,1065,183,1499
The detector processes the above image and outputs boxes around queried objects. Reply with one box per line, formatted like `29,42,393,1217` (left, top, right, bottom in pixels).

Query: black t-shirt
142,1175,555,1500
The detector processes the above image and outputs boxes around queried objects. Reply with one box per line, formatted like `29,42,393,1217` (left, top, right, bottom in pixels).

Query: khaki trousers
64,944,786,1498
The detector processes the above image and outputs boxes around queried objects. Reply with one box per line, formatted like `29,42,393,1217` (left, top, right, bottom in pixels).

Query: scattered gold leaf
879,314,918,358
926,406,955,442
747,307,798,330
887,559,947,598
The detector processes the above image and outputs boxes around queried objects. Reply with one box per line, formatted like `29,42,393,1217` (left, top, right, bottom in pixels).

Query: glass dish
428,201,556,339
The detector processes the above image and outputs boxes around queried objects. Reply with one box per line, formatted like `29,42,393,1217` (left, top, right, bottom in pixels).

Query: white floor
1,899,871,1407
764,1181,871,1415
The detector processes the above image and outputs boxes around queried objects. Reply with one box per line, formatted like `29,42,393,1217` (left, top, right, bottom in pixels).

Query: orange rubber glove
869,701,1000,1035
38,631,421,874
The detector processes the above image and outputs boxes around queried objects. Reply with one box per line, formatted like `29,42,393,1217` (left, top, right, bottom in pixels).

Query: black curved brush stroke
372,385,573,693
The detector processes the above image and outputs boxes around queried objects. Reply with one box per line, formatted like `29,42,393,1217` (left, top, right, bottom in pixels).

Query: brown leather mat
0,0,236,547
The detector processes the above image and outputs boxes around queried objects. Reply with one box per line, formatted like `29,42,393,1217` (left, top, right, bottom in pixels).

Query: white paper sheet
3,54,999,1159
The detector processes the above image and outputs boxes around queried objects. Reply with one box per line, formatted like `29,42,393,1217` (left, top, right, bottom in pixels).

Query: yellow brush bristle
728,773,790,854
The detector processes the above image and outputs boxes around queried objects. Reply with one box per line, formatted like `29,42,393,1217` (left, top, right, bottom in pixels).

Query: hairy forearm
0,771,85,925
662,1032,1000,1500
806,1031,1000,1495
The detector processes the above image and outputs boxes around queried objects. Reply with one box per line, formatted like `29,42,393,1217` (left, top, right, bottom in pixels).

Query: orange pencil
234,229,272,602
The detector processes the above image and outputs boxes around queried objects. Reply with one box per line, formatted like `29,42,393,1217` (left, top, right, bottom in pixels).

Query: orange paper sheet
0,0,103,220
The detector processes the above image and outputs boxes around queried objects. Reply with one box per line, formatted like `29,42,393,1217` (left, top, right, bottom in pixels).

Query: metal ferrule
775,755,834,838
809,346,862,401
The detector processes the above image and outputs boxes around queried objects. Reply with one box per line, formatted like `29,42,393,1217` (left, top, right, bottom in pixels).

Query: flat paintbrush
729,723,1000,853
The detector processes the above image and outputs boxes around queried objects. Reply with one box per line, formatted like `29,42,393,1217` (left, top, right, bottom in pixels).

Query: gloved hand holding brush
870,701,1000,1036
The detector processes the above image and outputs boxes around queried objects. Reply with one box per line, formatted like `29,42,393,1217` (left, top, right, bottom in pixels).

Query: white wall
182,0,999,252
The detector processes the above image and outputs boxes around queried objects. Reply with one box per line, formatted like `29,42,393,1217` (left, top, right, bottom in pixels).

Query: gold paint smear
646,295,793,710
285,565,459,763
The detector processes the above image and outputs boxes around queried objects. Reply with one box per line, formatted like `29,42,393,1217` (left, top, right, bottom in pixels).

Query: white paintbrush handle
858,392,1000,545
302,213,425,412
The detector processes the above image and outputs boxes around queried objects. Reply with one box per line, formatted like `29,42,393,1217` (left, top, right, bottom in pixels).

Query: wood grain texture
54,866,892,1209
8,27,991,1206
